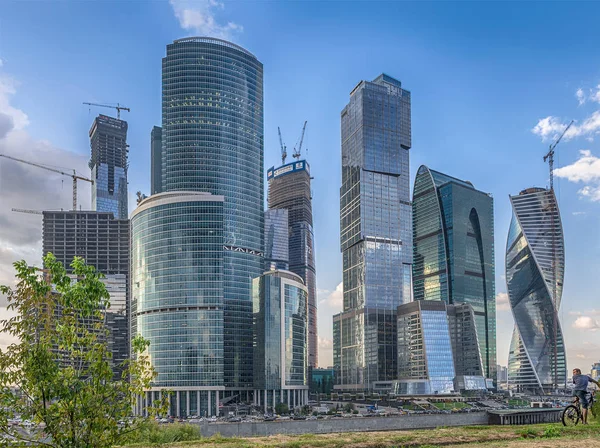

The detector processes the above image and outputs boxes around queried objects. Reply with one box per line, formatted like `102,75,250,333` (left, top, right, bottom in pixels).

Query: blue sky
1,1,599,371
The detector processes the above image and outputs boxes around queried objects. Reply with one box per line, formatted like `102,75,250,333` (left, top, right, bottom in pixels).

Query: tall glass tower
161,37,264,391
89,115,128,219
412,165,496,383
267,160,317,367
507,188,566,393
333,74,412,390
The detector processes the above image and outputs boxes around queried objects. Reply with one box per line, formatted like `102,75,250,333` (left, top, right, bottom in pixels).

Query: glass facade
267,160,317,367
161,37,264,389
252,270,308,411
151,126,162,195
89,115,128,219
412,165,496,383
335,74,412,390
264,208,289,271
396,300,486,394
506,188,566,392
131,192,225,417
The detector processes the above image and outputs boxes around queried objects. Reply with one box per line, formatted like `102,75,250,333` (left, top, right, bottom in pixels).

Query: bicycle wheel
562,405,580,426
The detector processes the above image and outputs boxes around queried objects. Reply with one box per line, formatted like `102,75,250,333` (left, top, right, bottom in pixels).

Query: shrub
121,420,202,445
542,425,561,438
517,427,538,439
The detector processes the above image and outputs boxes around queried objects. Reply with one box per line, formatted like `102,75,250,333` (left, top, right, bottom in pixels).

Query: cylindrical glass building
161,37,264,390
131,191,225,417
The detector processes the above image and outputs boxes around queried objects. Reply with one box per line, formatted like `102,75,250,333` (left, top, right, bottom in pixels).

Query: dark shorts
574,390,590,409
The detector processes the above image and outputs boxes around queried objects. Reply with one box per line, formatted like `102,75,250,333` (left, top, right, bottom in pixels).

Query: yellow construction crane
83,102,130,119
0,154,94,211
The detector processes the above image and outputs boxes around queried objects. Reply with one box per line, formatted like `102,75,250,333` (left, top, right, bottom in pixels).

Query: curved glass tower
412,165,496,383
507,188,566,393
131,192,225,417
161,37,264,389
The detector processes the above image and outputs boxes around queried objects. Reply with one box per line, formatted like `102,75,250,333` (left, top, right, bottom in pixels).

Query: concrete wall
196,412,489,437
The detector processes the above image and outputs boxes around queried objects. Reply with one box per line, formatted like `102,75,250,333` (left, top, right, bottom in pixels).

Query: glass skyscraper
267,160,317,367
252,270,309,411
89,115,128,219
161,37,263,391
264,208,289,271
412,165,496,383
507,188,566,393
131,192,225,417
333,74,412,390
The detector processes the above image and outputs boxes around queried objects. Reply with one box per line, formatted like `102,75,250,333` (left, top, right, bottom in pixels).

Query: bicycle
562,391,596,426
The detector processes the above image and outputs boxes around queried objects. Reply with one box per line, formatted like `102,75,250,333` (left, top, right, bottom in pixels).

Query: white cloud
554,150,600,202
573,316,600,331
496,292,510,312
318,282,343,310
576,353,586,359
170,0,243,40
0,76,28,130
318,337,333,351
0,306,18,351
576,88,586,106
572,211,586,216
532,111,600,142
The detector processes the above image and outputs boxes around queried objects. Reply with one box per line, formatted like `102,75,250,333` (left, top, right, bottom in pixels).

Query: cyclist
572,368,600,425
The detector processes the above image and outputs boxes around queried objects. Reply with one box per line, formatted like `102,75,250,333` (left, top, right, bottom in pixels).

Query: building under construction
89,114,128,219
42,210,130,378
267,159,317,368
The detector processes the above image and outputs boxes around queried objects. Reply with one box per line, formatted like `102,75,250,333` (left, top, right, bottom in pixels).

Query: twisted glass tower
161,37,264,390
507,188,566,393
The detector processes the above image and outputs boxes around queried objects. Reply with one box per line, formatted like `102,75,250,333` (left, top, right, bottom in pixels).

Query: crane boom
0,154,93,210
83,102,130,119
293,121,308,160
543,120,574,191
12,208,43,215
278,127,287,165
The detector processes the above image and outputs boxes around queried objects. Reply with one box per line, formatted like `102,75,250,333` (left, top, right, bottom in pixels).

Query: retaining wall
195,412,489,437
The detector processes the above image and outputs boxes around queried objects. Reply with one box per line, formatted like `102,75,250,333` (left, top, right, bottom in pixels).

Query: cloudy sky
1,1,599,370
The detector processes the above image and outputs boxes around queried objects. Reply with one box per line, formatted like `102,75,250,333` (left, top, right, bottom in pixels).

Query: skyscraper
507,188,566,393
159,37,263,392
42,210,130,377
264,208,289,271
412,165,496,383
89,115,128,219
267,160,317,367
252,270,309,411
151,126,162,195
131,192,224,417
333,74,412,391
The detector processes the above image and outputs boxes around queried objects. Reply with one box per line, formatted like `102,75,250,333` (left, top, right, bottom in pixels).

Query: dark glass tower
161,37,264,390
89,115,128,219
507,188,566,393
264,208,289,271
267,160,317,367
151,126,162,195
334,74,413,390
412,165,496,384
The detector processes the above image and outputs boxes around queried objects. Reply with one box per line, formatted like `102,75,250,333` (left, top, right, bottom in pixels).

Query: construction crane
542,119,573,394
83,102,130,120
292,121,308,160
544,120,574,191
278,127,287,165
12,208,42,215
0,154,94,211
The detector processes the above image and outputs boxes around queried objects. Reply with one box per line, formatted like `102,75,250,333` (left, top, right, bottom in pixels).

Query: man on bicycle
572,368,600,425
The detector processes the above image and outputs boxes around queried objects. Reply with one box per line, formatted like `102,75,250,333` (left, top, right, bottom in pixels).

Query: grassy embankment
119,419,600,448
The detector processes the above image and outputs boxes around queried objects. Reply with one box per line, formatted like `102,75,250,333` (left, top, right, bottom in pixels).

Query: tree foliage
0,254,166,448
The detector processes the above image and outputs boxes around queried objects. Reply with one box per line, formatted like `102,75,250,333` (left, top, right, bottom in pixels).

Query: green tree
0,254,166,448
274,402,289,415
343,402,355,413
